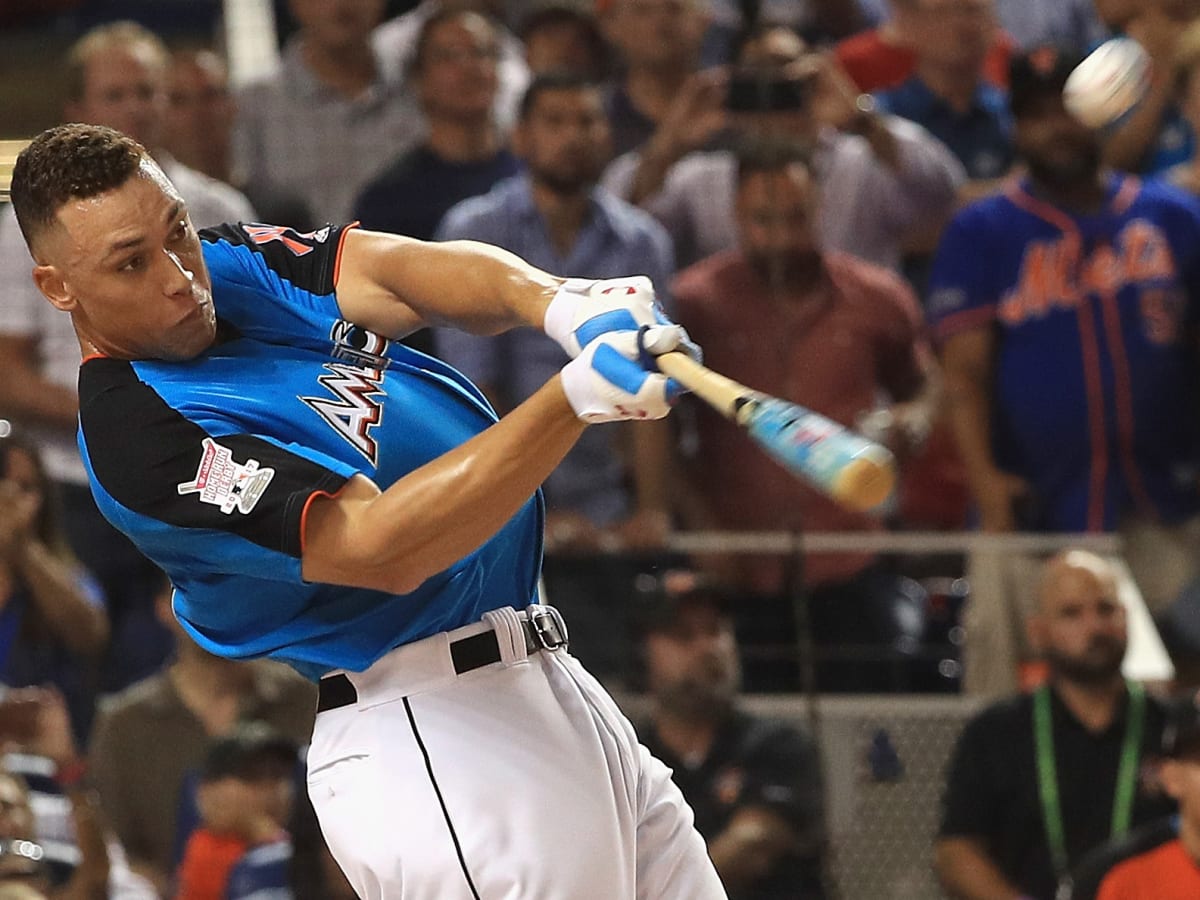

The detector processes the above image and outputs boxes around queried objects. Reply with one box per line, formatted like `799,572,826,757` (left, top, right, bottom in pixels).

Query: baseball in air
1062,38,1152,129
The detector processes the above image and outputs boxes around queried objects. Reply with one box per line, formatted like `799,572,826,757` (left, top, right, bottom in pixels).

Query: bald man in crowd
935,552,1175,900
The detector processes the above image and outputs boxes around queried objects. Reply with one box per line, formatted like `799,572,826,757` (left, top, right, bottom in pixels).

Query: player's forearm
337,229,562,339
302,379,585,594
934,838,1024,900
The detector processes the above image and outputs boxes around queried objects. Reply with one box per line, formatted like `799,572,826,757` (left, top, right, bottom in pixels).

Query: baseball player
8,123,728,899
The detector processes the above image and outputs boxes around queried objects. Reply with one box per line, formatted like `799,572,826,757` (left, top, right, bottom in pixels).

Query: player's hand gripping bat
649,340,897,513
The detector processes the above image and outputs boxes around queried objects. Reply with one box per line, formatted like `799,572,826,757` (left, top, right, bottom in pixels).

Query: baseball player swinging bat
652,346,897,513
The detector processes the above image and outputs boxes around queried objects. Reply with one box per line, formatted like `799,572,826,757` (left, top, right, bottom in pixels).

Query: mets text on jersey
997,220,1181,342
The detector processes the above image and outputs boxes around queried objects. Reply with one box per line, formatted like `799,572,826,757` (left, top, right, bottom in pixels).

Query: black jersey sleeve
79,357,353,565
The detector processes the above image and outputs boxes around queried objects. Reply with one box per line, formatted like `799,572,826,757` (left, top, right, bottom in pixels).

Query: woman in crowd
0,429,108,739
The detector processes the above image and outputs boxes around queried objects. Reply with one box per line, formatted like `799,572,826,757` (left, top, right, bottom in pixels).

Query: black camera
725,69,813,112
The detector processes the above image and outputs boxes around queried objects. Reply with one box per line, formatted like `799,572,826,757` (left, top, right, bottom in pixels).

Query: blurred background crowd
4,0,1200,897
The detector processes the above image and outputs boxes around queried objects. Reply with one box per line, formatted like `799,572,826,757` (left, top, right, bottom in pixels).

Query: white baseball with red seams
1063,38,1152,130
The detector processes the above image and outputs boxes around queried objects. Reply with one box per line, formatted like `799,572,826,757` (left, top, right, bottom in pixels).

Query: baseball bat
655,350,896,513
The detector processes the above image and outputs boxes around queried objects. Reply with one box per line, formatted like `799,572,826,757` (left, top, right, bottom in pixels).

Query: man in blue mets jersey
8,123,728,899
929,46,1200,696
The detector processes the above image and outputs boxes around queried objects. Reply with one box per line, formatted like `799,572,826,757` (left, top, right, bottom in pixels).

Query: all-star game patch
177,437,276,515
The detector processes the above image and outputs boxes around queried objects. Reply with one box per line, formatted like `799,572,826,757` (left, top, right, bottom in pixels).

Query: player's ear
32,264,78,313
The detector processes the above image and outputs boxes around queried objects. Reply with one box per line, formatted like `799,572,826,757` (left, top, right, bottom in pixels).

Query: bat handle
654,350,756,420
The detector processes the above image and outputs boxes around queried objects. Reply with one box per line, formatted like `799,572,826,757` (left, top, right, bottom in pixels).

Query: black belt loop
317,607,567,714
316,672,358,713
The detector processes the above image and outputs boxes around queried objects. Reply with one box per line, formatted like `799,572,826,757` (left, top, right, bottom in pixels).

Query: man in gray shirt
602,23,965,272
233,0,423,224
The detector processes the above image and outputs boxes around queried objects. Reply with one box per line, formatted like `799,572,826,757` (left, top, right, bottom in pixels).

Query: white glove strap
544,279,596,356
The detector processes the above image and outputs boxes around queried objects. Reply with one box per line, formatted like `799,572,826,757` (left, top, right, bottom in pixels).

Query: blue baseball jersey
928,175,1200,531
78,223,543,680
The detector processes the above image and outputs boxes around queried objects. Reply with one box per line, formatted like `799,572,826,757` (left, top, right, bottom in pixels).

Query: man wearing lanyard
934,550,1175,900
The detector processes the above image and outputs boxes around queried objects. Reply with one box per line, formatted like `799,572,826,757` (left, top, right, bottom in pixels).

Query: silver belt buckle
527,604,569,651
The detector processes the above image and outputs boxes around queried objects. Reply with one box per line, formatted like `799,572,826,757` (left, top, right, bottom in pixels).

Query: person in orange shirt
1095,691,1200,900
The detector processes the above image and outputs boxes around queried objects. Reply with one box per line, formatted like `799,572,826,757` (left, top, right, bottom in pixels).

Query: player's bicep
335,228,549,337
300,474,382,584
331,228,427,339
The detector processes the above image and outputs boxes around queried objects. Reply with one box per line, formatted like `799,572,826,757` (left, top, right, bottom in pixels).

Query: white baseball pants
306,605,728,899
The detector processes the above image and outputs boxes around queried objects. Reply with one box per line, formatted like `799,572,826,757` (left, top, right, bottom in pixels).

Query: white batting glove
560,326,690,423
545,276,679,358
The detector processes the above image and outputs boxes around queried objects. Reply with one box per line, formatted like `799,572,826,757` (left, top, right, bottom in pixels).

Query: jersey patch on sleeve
177,437,276,515
79,358,349,558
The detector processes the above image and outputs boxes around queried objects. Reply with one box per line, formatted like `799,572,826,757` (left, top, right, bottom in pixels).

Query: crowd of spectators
6,0,1200,895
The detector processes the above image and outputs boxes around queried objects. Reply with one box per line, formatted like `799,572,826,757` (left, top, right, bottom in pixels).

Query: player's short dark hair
9,123,148,253
734,136,813,185
518,70,601,121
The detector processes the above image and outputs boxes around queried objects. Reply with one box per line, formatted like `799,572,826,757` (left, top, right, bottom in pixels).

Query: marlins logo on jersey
300,321,394,466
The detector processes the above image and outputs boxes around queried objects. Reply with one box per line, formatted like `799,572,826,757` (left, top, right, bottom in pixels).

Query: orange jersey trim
333,221,361,288
299,478,353,557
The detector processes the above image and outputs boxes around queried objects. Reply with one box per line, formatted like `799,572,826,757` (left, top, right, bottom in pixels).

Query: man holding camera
601,22,965,271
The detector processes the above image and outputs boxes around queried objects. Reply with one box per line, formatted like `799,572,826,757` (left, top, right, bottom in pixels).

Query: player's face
517,87,612,194
1015,95,1102,186
736,165,820,285
644,603,740,716
33,159,216,362
67,46,168,149
1035,566,1127,685
417,15,500,120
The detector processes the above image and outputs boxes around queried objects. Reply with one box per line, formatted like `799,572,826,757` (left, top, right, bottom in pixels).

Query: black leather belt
317,607,568,714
